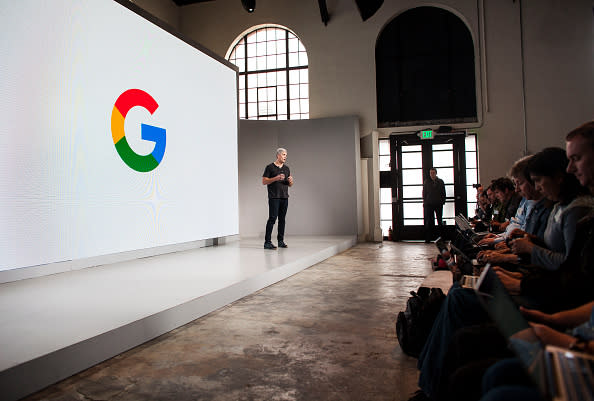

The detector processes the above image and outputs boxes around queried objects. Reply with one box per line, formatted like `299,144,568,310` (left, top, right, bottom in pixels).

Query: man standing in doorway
423,167,446,243
262,148,294,249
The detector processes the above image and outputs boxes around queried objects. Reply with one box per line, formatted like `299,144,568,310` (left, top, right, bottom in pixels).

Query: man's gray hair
276,147,287,155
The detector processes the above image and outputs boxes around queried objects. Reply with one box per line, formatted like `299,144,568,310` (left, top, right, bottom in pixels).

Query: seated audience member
417,211,594,400
479,301,594,401
497,125,594,310
507,147,592,271
486,185,498,222
479,156,536,247
478,157,553,264
474,184,483,204
490,177,522,232
473,191,492,223
439,301,594,401
412,122,594,401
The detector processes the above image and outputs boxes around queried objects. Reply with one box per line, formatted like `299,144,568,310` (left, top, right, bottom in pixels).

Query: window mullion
228,26,308,121
242,37,249,119
285,30,290,119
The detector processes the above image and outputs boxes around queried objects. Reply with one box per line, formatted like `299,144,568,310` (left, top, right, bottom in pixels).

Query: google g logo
111,89,166,172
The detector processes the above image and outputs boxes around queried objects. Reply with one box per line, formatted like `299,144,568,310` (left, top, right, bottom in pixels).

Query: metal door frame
389,133,468,241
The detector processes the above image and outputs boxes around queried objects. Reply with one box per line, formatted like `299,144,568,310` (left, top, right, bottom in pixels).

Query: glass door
390,133,468,241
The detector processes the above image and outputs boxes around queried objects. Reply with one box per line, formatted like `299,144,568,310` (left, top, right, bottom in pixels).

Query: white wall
167,0,593,184
134,0,594,240
238,117,361,237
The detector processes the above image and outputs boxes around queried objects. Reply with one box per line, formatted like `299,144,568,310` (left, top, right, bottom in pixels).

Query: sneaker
278,241,288,248
264,242,277,250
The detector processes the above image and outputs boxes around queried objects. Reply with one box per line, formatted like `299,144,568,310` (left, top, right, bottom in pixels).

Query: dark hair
527,147,588,204
490,177,515,192
566,121,594,150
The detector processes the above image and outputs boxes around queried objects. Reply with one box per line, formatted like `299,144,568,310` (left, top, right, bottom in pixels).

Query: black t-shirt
263,163,290,199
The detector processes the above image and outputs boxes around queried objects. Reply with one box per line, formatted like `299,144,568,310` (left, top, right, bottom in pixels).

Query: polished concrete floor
22,242,437,401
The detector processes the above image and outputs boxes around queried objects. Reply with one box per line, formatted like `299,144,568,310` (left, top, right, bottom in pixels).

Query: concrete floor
22,242,437,401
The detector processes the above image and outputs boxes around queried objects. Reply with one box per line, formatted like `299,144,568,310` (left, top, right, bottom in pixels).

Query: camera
472,183,482,189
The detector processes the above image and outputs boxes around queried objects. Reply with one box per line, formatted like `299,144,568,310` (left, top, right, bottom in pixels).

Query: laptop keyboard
553,349,593,401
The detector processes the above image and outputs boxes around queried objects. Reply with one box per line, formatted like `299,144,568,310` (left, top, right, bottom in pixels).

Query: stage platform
0,235,356,401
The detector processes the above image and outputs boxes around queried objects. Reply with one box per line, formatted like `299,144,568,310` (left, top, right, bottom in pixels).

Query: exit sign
420,130,434,139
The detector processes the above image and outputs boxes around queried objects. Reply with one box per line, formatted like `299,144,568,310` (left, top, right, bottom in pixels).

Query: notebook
474,265,594,401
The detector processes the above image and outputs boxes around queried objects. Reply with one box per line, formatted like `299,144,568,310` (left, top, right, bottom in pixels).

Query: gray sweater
531,195,594,270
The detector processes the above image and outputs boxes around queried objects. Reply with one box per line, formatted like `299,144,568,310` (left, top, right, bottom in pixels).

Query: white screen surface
0,1,239,271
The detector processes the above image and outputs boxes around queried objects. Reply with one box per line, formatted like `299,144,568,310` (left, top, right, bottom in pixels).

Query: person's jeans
480,358,543,401
265,198,288,243
425,203,443,241
418,283,490,398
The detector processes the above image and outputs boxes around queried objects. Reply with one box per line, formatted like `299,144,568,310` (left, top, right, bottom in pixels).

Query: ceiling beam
318,0,330,26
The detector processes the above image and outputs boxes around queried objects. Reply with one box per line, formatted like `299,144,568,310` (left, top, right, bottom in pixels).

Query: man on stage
262,148,294,249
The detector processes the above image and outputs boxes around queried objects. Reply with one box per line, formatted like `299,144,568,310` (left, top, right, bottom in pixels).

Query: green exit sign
420,130,434,139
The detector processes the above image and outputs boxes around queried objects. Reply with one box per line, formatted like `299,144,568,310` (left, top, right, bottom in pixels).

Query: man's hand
478,234,496,246
494,242,509,251
511,235,534,254
278,173,285,181
493,266,523,279
495,269,521,295
520,306,554,325
509,228,527,239
287,175,293,185
530,322,575,348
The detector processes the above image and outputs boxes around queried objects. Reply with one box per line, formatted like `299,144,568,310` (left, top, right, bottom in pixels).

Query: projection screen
0,0,239,273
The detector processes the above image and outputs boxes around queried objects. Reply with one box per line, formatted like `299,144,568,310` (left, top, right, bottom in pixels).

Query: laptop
434,236,473,263
434,237,481,286
434,236,450,254
455,214,489,241
474,265,594,401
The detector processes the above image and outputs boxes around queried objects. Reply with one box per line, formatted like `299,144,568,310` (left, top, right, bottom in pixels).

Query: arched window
227,25,309,120
376,7,477,127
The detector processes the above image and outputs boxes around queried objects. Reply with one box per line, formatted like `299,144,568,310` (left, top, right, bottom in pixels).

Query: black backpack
396,286,446,357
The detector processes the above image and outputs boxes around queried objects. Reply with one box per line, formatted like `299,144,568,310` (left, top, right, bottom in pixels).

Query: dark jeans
480,358,543,401
265,198,288,243
440,324,512,401
418,283,490,398
425,203,443,241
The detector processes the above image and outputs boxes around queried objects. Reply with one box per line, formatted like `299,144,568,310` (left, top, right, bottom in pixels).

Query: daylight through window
227,26,309,120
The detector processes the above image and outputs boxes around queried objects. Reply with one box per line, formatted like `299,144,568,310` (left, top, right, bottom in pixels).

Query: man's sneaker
264,242,277,250
277,241,288,248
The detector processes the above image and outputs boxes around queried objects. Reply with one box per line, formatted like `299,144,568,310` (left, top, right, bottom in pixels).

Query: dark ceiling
169,1,383,25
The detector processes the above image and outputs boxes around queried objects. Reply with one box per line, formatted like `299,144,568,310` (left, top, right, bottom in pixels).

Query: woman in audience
478,156,550,246
508,147,592,271
477,156,553,264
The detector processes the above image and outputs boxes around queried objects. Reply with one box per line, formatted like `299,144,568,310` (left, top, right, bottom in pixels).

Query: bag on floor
396,286,446,357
